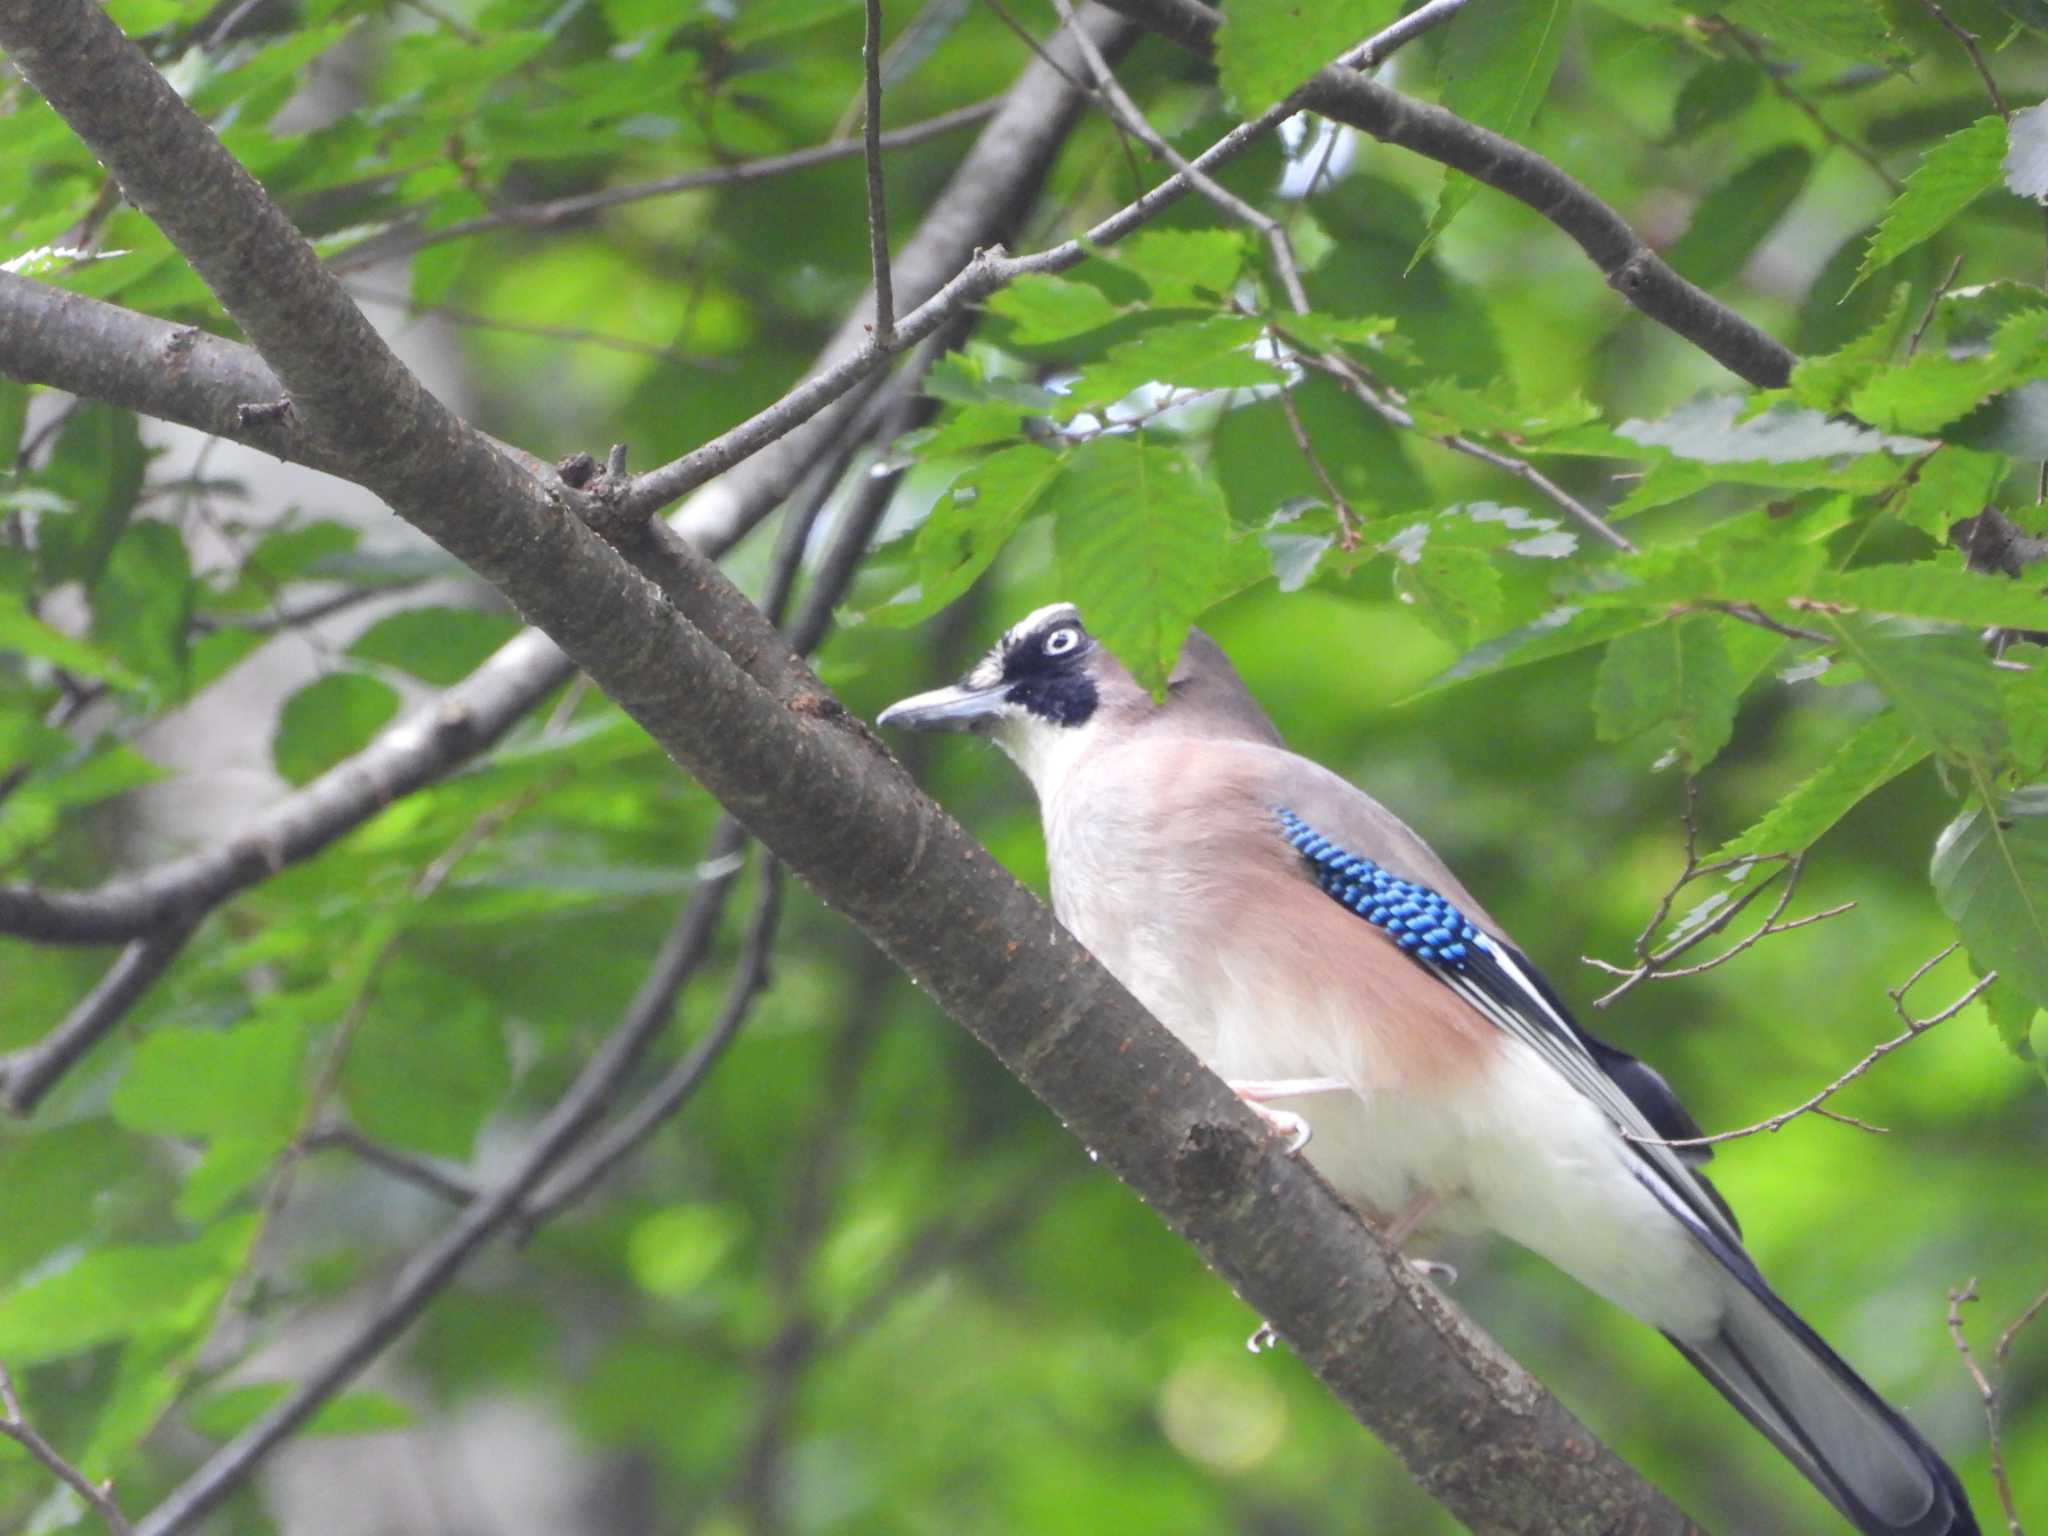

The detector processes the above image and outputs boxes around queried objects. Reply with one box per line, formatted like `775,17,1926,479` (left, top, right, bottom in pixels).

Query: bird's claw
1249,1102,1313,1153
1407,1258,1458,1285
1246,1321,1280,1354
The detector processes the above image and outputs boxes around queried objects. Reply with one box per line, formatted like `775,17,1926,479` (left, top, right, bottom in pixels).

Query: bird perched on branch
879,602,1977,1536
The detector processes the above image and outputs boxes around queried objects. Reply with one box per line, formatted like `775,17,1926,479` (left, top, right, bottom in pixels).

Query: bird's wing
1263,767,1743,1250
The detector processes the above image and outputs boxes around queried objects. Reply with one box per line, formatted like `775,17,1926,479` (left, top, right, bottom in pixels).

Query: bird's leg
1225,1076,1352,1154
1374,1191,1456,1285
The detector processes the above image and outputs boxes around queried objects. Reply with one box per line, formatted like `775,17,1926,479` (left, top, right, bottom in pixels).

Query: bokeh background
3,1,2045,1533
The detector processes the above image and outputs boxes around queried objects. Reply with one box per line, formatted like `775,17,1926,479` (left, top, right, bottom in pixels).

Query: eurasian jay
879,603,1976,1536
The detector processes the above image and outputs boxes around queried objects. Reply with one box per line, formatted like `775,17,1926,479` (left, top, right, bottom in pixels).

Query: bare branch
862,0,896,345
0,1361,134,1536
0,919,197,1113
1725,28,1898,193
303,1123,479,1205
330,99,1003,273
1915,0,2010,120
1047,0,1637,557
132,827,755,1536
1635,948,1992,1151
1097,0,1798,388
520,858,783,1232
1947,1280,2027,1536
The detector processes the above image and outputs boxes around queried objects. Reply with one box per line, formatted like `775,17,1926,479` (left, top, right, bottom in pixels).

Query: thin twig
132,822,754,1536
861,0,896,344
1907,254,1967,356
1273,375,1361,546
1637,947,1991,1151
518,860,784,1232
1048,0,1637,558
303,1123,479,1205
329,100,1004,272
1916,0,2009,119
0,1362,133,1535
346,285,721,368
0,919,199,1115
1727,29,1898,193
1997,1277,2048,1367
1947,1279,2027,1535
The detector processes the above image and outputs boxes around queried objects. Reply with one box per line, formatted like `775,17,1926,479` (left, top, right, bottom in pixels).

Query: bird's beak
876,681,1009,733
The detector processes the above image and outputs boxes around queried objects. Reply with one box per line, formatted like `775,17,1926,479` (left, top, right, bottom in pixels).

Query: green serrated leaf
1802,562,2048,631
1716,0,1911,67
1933,786,2048,1012
1789,284,1911,411
1391,541,1503,648
1667,145,1813,290
1422,0,1569,251
1710,709,1927,861
983,274,1123,344
1591,616,1739,771
273,672,403,786
1093,229,1249,305
1058,316,1278,417
873,443,1063,627
1052,435,1229,693
1853,116,2005,291
348,607,520,685
1825,619,2001,764
1848,307,2048,432
1976,970,2039,1058
1895,448,2006,540
1216,0,1397,115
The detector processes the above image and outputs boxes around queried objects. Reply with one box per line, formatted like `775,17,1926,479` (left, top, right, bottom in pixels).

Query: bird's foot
1246,1102,1313,1153
1406,1258,1458,1285
1246,1321,1281,1355
1226,1077,1351,1156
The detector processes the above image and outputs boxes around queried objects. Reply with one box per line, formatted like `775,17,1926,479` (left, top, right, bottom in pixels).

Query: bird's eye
1042,625,1081,657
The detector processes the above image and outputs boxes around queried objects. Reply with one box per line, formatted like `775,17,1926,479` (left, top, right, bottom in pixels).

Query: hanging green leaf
1420,0,1570,252
1825,620,2001,765
1216,0,1398,114
1051,434,1229,693
869,443,1064,629
1854,116,2006,290
1933,786,2048,1012
1709,709,1928,862
340,960,510,1160
1788,285,1912,412
273,672,403,786
1592,616,1740,772
1715,0,1911,68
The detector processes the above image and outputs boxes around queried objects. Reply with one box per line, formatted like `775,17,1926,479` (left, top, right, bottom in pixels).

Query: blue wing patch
1272,804,1743,1241
1275,807,1487,968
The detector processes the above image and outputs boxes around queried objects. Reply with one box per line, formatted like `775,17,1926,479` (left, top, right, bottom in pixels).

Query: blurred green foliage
2,0,2047,1533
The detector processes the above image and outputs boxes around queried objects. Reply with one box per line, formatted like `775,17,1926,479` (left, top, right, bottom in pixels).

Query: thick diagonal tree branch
0,4,1703,1531
0,10,1110,1109
1096,0,1797,389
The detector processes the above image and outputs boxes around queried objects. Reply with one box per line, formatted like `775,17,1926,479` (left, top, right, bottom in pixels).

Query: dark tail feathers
1668,1272,1976,1535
